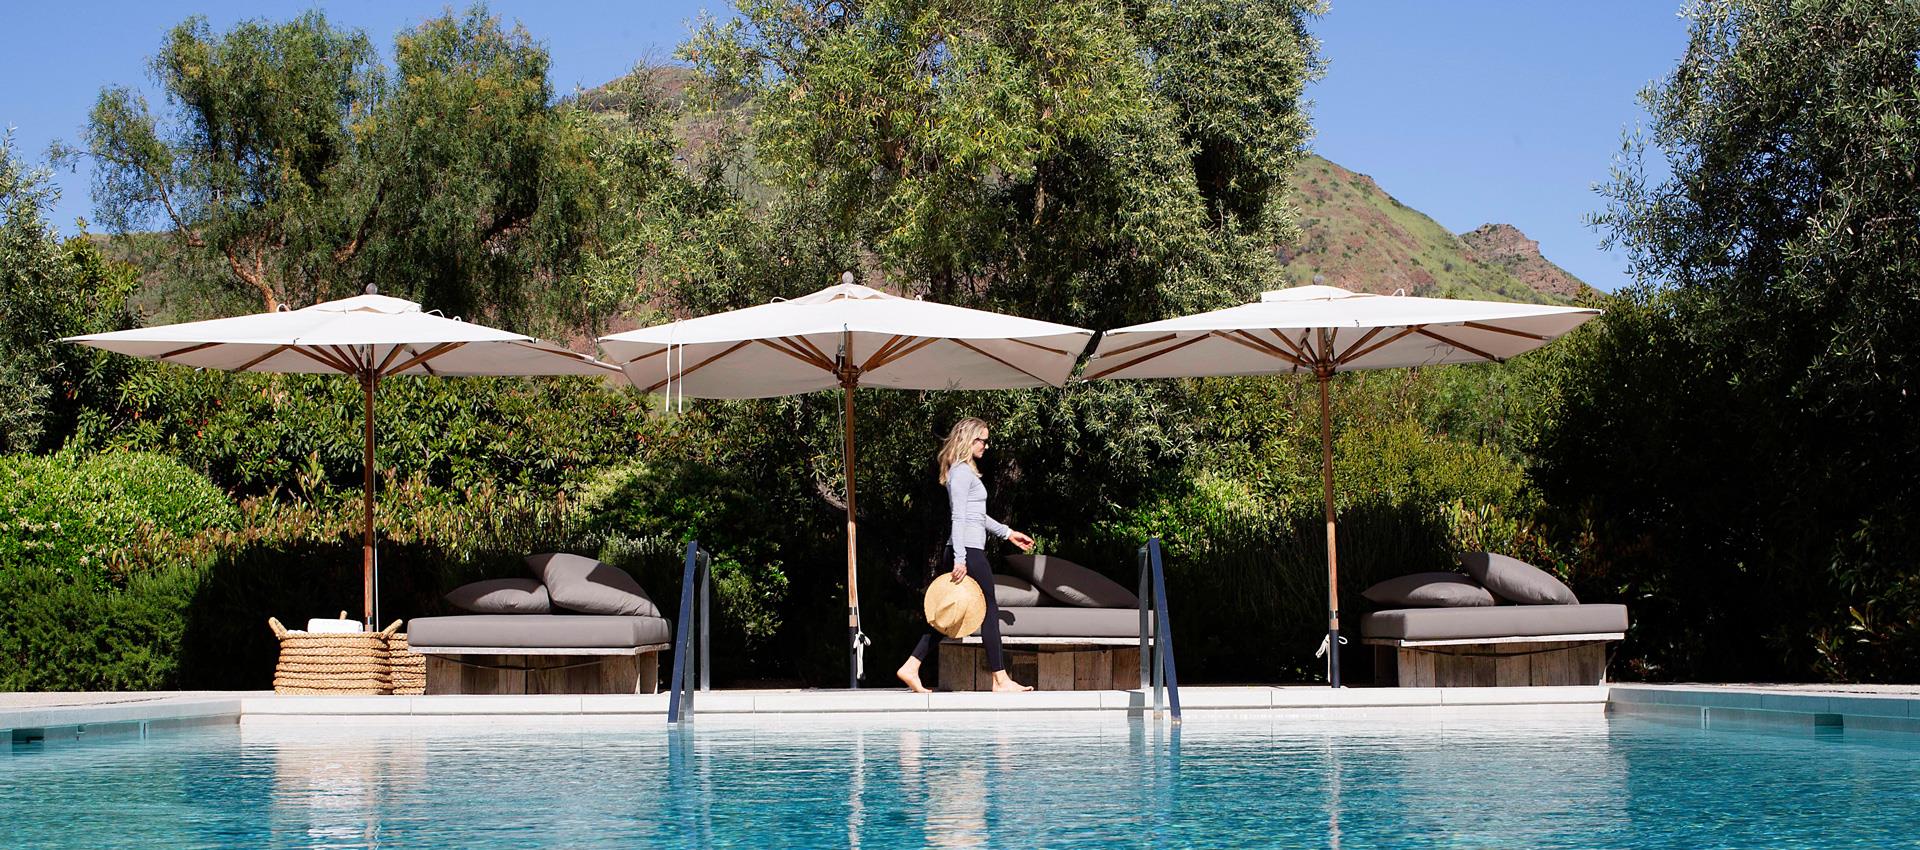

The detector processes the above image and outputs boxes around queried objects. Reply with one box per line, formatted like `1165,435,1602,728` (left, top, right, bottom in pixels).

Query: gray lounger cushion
1361,572,1495,608
1459,552,1579,605
1360,604,1627,642
992,573,1047,607
1003,554,1138,609
976,606,1151,638
527,552,661,617
407,614,673,649
445,578,552,614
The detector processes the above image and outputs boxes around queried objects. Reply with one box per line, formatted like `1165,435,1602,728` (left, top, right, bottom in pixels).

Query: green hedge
0,451,235,690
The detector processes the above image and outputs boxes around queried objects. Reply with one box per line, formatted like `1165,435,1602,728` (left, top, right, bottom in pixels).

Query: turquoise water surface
4,712,1918,848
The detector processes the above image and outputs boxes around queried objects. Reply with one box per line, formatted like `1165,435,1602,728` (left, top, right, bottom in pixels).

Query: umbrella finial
364,283,379,295
841,270,854,286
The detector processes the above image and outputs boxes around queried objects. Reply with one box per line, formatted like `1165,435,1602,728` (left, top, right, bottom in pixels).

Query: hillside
584,69,1593,306
1278,155,1594,304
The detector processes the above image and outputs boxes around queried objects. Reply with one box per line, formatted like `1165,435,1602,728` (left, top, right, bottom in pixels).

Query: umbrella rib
644,340,754,393
866,336,941,372
1220,331,1308,369
1415,327,1502,362
1338,325,1423,365
289,346,355,374
1085,333,1213,380
1462,320,1551,341
159,341,221,360
755,338,836,372
387,342,466,375
787,335,836,367
952,339,1049,386
1259,328,1320,368
1099,333,1180,358
374,345,407,376
233,344,293,372
620,347,669,367
1005,337,1074,356
325,345,366,374
860,335,908,371
507,340,618,372
1262,329,1314,364
1334,326,1384,362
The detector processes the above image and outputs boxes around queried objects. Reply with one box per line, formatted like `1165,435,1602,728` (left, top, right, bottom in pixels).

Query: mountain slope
1277,155,1594,304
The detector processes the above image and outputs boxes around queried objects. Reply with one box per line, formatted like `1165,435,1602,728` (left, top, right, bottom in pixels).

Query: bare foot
991,676,1034,693
897,664,931,694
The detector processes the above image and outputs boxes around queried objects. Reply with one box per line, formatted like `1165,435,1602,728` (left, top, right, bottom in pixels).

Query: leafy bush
0,451,234,691
0,451,238,587
0,562,201,691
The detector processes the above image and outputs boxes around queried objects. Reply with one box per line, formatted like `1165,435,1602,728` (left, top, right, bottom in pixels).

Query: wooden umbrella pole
840,330,863,689
1318,366,1342,688
362,369,377,626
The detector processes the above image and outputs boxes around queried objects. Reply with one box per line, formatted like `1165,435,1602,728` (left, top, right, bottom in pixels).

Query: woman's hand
1008,531,1035,553
951,561,968,582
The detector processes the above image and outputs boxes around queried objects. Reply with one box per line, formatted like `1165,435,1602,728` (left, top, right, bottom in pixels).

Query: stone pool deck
5,684,1918,741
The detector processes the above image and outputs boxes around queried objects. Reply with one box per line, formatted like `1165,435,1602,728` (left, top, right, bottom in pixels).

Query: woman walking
898,417,1036,693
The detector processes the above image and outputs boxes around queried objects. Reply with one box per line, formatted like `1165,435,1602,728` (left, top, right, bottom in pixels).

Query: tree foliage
0,136,141,453
679,0,1322,327
1551,0,1920,680
77,6,653,329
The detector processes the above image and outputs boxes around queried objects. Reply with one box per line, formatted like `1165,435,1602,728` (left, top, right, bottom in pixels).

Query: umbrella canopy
1085,284,1599,686
600,280,1091,398
66,292,617,625
600,276,1094,687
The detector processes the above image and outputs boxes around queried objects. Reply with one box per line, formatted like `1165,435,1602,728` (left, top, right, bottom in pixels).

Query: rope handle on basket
379,620,403,637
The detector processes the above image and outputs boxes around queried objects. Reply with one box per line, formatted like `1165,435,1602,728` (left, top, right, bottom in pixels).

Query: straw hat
923,575,987,639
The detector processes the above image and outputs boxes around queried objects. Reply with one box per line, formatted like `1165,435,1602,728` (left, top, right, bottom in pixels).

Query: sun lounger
1360,604,1627,687
940,605,1156,691
406,614,672,695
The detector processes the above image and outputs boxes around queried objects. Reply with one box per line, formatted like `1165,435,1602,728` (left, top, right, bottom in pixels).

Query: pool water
5,713,1918,848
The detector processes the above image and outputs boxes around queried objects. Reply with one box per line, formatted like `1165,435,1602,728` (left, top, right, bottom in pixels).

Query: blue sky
1,1,1690,291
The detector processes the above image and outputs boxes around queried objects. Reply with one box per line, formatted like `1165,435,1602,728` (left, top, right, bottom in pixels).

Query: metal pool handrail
668,540,712,725
1137,537,1183,723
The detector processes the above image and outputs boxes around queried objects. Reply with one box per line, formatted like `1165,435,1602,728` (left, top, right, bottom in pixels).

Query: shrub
0,451,233,691
0,451,238,588
0,562,202,691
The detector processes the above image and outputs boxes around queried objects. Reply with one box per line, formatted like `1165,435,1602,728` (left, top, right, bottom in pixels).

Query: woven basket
385,632,427,696
269,615,400,695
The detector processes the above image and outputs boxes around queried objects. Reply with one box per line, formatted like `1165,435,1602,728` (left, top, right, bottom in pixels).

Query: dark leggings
911,547,1005,672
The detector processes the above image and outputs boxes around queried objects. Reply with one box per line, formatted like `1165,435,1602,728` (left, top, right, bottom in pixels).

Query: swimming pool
5,713,1916,848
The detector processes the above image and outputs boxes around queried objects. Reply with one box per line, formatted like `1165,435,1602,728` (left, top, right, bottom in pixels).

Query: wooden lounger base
1364,634,1623,687
938,639,1146,691
411,644,669,695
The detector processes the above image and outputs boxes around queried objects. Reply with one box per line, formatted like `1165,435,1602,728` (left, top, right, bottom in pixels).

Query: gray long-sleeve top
948,462,1010,559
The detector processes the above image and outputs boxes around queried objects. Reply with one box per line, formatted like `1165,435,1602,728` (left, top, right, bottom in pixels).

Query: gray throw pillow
1458,552,1579,605
445,578,552,614
1361,572,1495,608
527,553,661,617
991,573,1047,607
1003,554,1139,609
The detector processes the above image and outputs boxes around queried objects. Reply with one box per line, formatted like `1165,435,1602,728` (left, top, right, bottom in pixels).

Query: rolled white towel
305,618,365,634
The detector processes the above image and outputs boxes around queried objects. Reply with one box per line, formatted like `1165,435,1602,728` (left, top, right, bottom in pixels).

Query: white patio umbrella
1083,284,1599,687
66,291,618,626
599,274,1093,687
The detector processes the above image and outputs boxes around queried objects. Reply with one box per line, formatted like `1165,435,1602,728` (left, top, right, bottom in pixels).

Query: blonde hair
937,417,991,484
